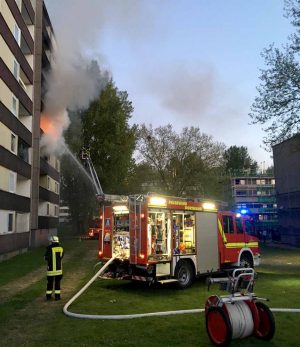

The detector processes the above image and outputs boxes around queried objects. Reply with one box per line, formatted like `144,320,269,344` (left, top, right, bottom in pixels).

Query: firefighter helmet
50,235,59,243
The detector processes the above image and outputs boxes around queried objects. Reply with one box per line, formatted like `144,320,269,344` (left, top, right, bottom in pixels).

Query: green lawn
0,242,299,346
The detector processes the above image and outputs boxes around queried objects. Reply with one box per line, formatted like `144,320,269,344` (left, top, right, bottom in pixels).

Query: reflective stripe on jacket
46,246,63,276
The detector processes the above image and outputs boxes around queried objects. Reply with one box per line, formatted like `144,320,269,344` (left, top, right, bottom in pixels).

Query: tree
82,80,136,194
250,0,300,148
224,146,258,175
136,124,226,197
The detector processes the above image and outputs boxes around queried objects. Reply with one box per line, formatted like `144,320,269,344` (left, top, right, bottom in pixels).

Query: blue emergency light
240,209,249,215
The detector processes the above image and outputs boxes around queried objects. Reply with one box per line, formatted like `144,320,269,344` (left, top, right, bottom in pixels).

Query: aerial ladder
81,147,104,202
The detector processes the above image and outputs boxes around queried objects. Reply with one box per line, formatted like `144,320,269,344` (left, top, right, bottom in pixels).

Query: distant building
59,205,70,223
0,0,59,259
273,134,300,246
232,175,278,237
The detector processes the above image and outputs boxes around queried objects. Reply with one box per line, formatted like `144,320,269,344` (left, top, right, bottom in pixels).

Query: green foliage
125,163,159,194
224,145,258,175
250,0,300,148
61,77,136,232
82,80,136,194
136,124,226,198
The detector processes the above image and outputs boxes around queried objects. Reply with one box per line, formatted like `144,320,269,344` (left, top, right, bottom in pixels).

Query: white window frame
14,24,21,46
55,181,59,194
12,96,18,117
8,212,14,232
13,59,19,79
14,24,21,45
9,172,16,193
11,133,17,153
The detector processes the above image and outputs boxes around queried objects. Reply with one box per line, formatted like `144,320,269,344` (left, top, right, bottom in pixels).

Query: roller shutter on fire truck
195,211,219,274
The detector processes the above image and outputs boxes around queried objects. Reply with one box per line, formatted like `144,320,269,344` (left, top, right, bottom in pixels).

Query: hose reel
205,268,275,346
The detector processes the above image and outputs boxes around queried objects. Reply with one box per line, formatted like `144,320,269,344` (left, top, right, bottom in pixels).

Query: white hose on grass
63,258,300,320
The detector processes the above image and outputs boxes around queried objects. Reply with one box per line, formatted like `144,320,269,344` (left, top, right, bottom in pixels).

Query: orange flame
40,113,59,140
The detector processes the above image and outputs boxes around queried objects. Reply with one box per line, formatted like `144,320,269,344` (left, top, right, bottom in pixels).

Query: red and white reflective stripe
132,275,147,282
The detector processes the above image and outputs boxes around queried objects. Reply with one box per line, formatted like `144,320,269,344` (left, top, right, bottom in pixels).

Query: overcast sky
45,0,293,168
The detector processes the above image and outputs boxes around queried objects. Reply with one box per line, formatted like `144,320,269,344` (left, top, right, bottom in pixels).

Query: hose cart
205,268,275,346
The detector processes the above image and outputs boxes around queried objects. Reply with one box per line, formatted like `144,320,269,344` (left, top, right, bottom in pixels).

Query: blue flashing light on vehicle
240,208,249,215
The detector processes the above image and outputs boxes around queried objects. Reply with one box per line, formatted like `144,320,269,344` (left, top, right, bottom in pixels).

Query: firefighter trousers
46,275,62,300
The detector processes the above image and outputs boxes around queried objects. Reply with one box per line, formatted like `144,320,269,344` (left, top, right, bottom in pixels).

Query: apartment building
273,134,300,246
232,175,278,237
0,0,59,259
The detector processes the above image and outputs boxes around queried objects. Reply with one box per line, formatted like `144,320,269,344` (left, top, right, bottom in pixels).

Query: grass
0,242,300,346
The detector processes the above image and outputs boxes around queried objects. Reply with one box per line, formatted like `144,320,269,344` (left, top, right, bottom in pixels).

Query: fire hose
63,257,300,320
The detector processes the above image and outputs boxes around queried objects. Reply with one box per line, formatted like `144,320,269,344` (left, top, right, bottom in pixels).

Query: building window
8,213,14,232
47,177,50,190
18,138,29,162
14,24,21,46
11,133,17,153
9,172,16,193
236,190,247,196
55,182,59,194
13,60,19,79
55,205,59,216
12,96,18,117
47,203,50,216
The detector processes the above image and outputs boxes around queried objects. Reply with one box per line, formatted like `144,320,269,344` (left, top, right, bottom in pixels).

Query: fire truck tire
175,260,194,289
239,253,254,268
254,301,275,341
206,306,232,347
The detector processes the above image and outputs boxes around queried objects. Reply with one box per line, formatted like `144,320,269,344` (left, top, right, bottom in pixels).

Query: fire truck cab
98,194,260,288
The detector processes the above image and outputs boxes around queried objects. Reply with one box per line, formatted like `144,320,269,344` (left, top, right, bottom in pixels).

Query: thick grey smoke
41,0,154,156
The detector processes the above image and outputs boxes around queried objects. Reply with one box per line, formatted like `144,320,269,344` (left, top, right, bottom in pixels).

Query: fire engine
97,194,260,288
81,149,260,289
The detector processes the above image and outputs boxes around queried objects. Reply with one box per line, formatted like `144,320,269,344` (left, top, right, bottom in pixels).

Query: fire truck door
219,213,246,264
196,212,219,273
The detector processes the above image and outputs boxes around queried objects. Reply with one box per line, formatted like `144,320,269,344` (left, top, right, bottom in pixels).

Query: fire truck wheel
206,306,232,347
239,253,254,268
254,301,275,341
175,260,194,289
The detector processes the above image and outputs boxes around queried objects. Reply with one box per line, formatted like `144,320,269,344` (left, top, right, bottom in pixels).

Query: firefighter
44,235,64,300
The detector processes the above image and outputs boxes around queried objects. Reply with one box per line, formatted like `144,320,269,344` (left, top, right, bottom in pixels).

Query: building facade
273,134,300,246
0,0,59,259
232,175,278,238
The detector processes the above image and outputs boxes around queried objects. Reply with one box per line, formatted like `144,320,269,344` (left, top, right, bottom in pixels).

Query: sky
45,0,293,168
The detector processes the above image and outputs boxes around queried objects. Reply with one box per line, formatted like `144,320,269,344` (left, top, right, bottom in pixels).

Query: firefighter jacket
44,243,64,276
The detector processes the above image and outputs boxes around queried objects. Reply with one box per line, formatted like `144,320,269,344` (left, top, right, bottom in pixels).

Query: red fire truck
97,194,260,288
